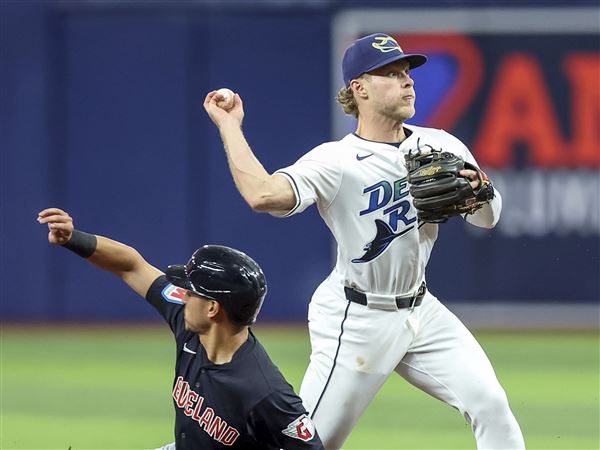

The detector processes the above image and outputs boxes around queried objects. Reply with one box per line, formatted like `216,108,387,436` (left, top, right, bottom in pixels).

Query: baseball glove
405,149,495,223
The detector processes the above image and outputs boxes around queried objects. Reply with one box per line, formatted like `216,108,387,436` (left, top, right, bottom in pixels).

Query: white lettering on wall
483,170,600,237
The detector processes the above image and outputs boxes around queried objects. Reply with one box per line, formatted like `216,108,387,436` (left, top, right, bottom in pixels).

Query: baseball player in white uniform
203,33,525,449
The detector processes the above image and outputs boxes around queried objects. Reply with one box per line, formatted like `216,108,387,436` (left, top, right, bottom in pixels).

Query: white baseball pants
299,278,525,450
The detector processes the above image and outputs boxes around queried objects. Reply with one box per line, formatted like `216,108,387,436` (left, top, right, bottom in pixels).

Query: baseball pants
299,277,525,450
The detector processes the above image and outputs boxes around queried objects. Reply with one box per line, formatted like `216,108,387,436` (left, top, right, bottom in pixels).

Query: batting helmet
165,245,267,326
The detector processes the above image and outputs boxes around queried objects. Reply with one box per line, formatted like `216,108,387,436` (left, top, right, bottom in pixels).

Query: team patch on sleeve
161,283,186,305
282,414,315,442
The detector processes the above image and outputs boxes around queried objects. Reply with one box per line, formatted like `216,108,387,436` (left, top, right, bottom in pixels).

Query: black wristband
62,230,97,258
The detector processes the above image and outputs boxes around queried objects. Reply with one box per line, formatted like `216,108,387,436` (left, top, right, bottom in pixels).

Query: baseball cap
342,33,427,86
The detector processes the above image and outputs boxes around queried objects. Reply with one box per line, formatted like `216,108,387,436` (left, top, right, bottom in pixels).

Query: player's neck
355,116,407,143
199,326,249,364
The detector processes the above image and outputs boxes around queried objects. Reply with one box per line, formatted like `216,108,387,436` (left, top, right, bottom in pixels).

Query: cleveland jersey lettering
172,376,240,446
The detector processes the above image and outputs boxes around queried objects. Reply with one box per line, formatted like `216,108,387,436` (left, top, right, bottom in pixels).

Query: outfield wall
1,0,598,327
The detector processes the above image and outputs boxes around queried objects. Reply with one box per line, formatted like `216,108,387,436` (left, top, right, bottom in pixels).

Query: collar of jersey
351,127,413,148
193,331,256,370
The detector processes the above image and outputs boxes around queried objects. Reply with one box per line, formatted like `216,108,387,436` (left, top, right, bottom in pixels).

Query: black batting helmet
165,245,267,326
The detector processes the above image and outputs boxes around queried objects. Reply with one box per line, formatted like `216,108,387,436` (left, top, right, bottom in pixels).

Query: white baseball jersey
274,124,502,297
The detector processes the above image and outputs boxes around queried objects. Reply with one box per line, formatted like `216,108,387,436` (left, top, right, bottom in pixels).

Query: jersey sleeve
145,275,185,335
272,144,343,218
248,392,324,449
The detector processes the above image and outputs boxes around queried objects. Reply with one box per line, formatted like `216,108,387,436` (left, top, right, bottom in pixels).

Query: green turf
1,325,598,449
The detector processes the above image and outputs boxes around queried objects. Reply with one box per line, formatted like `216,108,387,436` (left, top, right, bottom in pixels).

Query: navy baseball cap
342,33,427,86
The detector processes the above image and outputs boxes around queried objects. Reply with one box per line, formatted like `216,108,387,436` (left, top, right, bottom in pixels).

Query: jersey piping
274,170,301,217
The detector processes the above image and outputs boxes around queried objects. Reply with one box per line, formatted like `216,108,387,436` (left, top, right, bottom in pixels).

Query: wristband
62,230,97,258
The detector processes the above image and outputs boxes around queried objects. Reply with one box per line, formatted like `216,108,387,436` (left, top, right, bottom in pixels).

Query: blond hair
336,85,359,118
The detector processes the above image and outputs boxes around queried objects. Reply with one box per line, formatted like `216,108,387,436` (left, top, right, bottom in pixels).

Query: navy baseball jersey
145,276,323,450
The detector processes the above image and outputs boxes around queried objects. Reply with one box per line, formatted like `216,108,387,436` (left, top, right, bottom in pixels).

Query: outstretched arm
203,90,296,213
37,208,163,297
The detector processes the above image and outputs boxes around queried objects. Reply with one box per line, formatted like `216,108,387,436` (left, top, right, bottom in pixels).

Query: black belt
344,282,426,309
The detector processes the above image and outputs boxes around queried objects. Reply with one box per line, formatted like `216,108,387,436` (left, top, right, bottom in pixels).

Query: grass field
1,324,598,450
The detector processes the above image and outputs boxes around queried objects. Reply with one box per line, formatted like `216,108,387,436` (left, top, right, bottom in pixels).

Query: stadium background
1,0,598,448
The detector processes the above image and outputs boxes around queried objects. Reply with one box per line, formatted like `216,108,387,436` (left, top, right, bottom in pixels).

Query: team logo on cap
372,36,403,53
282,414,315,442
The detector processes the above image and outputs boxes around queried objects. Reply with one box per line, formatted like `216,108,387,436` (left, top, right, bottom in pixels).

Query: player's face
182,291,211,333
363,60,416,120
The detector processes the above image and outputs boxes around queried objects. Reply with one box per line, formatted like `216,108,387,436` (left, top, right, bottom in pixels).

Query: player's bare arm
37,207,162,297
203,91,296,213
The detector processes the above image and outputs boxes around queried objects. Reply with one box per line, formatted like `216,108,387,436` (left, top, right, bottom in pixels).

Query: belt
344,282,426,309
